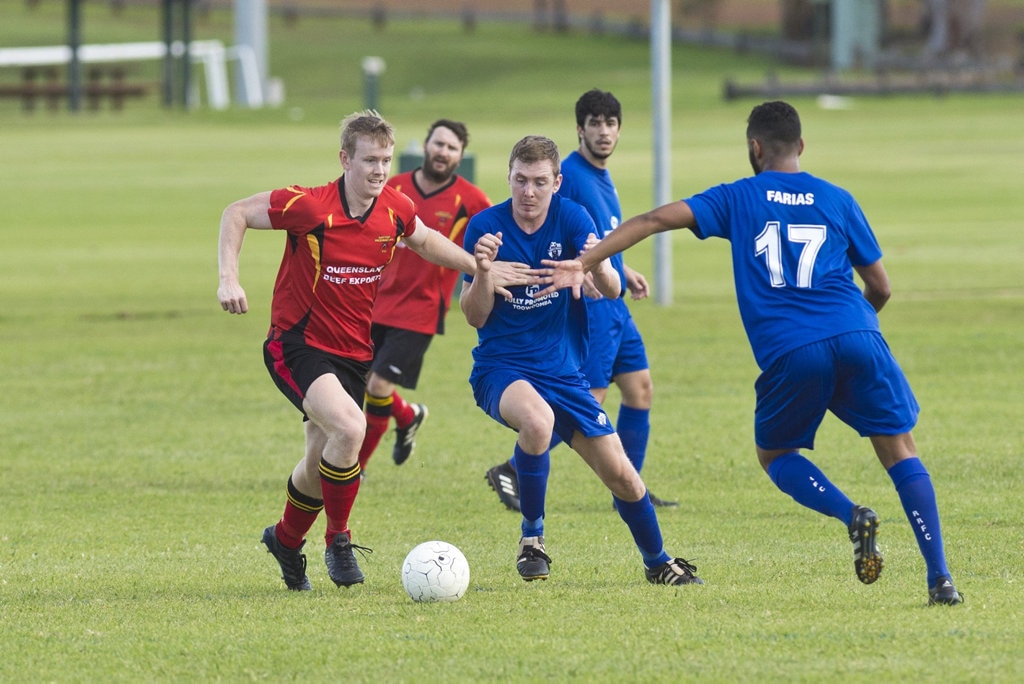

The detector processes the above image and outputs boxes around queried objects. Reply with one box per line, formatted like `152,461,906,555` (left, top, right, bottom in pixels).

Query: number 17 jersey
686,170,883,371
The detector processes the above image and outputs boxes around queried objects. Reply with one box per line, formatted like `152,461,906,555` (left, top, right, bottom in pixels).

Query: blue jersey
558,150,628,295
686,171,883,371
463,195,594,377
558,150,646,386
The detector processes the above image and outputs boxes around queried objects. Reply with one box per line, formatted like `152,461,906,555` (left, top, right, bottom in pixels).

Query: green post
361,56,385,111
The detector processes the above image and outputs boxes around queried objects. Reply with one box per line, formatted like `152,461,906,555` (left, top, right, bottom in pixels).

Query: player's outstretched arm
218,191,273,314
583,200,695,269
533,200,696,298
405,217,478,275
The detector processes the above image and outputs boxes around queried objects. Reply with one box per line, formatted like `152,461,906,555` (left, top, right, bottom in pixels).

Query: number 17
754,222,827,288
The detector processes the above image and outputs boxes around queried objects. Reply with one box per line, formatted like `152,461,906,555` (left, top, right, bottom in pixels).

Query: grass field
2,4,1023,682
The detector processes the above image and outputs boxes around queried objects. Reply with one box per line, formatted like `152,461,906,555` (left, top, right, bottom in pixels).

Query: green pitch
1,4,1022,681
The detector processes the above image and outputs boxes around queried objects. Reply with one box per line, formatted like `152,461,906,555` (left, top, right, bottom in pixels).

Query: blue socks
888,457,950,584
614,493,671,568
766,452,856,525
513,443,549,538
616,404,650,473
768,452,952,585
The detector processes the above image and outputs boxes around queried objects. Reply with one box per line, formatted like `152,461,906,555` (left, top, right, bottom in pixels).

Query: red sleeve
268,183,330,233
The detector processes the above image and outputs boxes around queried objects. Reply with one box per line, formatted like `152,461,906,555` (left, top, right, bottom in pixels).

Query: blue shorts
754,331,919,450
580,298,649,389
470,365,615,446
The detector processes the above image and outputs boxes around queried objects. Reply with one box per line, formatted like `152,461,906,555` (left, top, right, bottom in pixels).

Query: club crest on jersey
434,210,452,228
547,242,563,259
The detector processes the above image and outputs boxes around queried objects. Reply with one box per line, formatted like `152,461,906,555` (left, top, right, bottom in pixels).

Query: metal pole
162,0,174,107
651,0,672,306
234,0,268,108
182,0,192,108
67,0,82,112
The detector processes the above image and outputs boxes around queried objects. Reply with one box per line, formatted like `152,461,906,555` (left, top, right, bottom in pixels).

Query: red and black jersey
267,176,419,361
374,172,491,335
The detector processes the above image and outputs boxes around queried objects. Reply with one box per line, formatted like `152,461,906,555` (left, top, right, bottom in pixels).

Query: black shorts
264,334,369,419
369,323,434,389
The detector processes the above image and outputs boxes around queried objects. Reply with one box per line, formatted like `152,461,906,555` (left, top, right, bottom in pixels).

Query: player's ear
552,173,562,193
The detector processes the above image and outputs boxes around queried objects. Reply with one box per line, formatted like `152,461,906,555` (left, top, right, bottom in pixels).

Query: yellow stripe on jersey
449,216,467,242
306,233,322,291
280,186,306,214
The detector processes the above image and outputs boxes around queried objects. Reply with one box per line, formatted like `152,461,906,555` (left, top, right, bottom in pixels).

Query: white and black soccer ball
401,540,470,602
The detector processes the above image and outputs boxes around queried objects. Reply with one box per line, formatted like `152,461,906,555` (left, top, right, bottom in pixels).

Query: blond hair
339,109,395,156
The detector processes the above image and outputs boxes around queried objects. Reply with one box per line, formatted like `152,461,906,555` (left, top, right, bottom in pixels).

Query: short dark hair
508,135,560,175
575,89,622,128
746,100,801,152
425,118,470,149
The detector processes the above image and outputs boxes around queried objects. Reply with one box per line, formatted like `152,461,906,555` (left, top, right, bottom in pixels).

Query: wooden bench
0,65,150,112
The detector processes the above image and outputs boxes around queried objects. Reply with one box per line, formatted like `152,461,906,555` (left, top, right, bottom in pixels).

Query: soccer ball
401,540,470,603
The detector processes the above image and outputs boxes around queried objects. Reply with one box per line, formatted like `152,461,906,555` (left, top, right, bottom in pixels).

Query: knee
611,461,646,501
516,411,555,452
619,371,653,408
757,447,791,472
870,432,917,470
365,372,392,398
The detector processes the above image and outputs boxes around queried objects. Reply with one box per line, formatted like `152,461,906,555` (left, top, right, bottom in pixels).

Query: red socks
275,477,323,549
318,458,361,545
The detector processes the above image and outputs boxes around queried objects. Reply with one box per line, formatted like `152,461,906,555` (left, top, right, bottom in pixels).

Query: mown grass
1,3,1023,682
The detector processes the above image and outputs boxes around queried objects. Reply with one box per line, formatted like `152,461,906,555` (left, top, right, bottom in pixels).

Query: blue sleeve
685,183,732,241
844,199,883,266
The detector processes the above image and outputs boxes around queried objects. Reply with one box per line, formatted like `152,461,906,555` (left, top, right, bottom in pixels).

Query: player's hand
581,273,603,299
581,232,600,254
579,234,605,298
475,232,516,301
218,280,249,314
624,265,649,300
489,260,534,289
531,258,585,299
473,231,501,271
